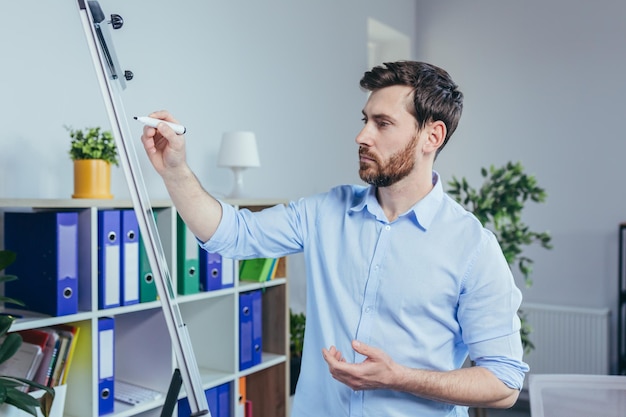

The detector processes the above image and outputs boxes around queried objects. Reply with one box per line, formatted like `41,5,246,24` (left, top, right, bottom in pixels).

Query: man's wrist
162,163,194,185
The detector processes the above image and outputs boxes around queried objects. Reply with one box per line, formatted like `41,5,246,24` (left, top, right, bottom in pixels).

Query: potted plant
447,161,553,353
67,126,118,199
0,250,55,417
289,308,305,395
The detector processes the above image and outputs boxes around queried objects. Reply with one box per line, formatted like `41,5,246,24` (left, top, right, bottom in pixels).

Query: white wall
5,1,623,363
0,1,417,313
415,0,626,371
0,0,419,202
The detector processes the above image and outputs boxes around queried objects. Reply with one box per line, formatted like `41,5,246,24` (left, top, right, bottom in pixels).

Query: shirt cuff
469,332,529,390
474,355,529,390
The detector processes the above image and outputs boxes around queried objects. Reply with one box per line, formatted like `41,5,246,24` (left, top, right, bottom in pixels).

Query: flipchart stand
76,1,209,416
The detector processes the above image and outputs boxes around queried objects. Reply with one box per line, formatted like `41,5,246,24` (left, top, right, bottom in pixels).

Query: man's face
356,85,420,187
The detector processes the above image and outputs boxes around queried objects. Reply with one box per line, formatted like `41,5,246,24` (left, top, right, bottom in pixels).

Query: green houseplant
67,126,118,166
289,308,306,395
447,161,553,353
66,126,118,199
0,250,55,417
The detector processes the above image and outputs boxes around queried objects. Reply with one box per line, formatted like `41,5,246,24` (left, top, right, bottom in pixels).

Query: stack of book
239,258,278,282
0,324,80,390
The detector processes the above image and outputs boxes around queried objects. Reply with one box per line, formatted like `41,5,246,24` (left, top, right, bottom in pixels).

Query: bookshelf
0,198,289,417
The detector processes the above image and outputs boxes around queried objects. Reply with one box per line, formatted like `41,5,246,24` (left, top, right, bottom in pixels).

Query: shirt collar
349,171,444,230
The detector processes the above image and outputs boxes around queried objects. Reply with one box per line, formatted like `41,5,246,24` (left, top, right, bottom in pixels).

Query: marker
134,116,186,135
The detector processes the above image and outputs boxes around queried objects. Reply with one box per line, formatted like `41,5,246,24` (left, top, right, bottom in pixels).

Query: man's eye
378,121,390,127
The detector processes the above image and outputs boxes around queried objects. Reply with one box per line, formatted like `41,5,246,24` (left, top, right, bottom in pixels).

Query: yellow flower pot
72,159,113,199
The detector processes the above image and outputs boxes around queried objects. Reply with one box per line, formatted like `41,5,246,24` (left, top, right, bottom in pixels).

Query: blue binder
239,292,254,371
217,383,230,417
177,385,218,417
120,210,139,306
251,290,263,367
199,251,223,291
4,211,79,316
98,317,115,416
98,210,121,309
239,290,263,370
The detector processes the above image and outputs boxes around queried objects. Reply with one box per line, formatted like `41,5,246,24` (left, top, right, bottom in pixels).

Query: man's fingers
148,109,181,125
322,346,346,364
352,340,370,356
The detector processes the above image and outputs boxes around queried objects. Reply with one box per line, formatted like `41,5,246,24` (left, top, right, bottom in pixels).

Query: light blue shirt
202,172,529,417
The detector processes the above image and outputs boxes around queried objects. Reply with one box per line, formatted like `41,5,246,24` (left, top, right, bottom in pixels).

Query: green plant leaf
4,384,41,417
0,296,25,307
0,315,14,336
0,333,22,365
0,375,55,415
0,251,16,271
5,376,54,395
289,308,306,357
0,272,25,306
0,274,18,284
67,125,119,166
0,383,6,403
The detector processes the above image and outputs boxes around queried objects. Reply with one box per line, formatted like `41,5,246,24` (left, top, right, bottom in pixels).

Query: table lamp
218,131,260,198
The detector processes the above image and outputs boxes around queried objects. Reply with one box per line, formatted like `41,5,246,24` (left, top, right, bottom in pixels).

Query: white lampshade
217,131,260,168
217,131,260,198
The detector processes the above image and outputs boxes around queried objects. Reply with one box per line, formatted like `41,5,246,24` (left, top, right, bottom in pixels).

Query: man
141,61,528,416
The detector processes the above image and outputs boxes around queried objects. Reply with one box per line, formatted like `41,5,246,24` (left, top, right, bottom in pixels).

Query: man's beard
359,135,418,187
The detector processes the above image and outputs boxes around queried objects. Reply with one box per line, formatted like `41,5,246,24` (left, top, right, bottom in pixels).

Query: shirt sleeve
458,229,530,389
199,199,237,252
470,339,529,390
199,199,304,259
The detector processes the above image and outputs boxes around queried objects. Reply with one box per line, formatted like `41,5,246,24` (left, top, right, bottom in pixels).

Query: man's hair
360,61,464,155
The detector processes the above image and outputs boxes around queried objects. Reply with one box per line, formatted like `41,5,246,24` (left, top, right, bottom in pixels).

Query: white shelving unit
0,198,289,417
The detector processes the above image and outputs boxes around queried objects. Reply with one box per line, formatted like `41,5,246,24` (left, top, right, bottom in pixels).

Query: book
32,328,60,386
239,258,276,282
32,323,80,388
268,259,278,281
48,334,70,387
0,338,43,383
42,334,62,387
57,324,80,385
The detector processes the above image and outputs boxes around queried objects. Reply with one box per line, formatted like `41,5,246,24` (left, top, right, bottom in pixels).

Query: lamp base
227,167,248,199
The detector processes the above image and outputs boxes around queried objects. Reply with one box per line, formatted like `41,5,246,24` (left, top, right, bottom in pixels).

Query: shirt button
385,225,391,231
365,306,372,313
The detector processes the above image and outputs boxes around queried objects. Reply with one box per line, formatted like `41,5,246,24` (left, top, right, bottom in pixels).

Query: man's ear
423,120,446,153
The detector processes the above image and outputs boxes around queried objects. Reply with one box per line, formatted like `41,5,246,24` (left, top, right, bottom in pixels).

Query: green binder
177,214,200,295
139,235,157,302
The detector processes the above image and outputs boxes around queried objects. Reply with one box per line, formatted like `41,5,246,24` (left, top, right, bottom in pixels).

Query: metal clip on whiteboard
76,1,209,416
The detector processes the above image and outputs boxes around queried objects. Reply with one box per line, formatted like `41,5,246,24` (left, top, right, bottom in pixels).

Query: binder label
104,244,120,307
58,219,78,280
99,328,114,379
